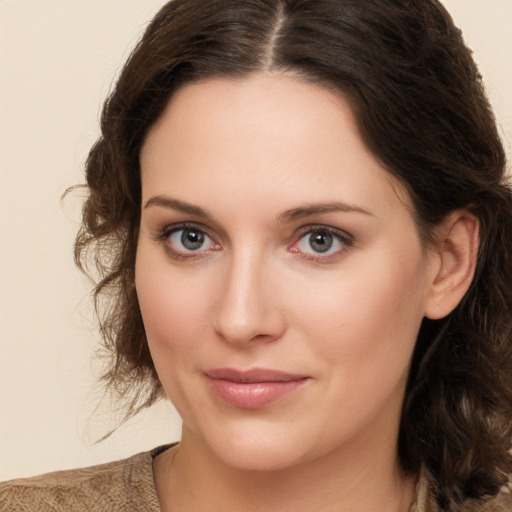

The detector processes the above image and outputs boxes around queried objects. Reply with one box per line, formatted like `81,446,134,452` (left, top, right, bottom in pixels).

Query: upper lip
204,367,309,383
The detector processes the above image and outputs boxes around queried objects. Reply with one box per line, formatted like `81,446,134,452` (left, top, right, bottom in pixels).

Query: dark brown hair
76,0,512,508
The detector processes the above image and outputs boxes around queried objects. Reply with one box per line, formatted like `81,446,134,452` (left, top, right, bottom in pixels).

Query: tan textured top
0,446,166,512
1,445,511,511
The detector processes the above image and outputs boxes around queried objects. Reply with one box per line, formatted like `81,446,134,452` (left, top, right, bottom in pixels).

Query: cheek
135,250,212,364
135,253,214,414
297,249,428,383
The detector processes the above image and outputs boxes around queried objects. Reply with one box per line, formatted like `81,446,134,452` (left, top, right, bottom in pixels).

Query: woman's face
136,73,437,471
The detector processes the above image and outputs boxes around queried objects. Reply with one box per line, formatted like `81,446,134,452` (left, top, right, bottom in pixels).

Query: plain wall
1,0,511,480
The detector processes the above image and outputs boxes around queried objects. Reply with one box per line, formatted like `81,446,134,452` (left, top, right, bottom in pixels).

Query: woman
2,0,512,510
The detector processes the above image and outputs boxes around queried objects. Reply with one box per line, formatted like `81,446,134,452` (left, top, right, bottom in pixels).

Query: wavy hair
75,0,512,507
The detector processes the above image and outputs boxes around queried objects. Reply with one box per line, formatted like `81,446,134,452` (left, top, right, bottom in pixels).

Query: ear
424,210,479,320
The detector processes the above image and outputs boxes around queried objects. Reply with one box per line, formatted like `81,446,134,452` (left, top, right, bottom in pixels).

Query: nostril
213,307,286,346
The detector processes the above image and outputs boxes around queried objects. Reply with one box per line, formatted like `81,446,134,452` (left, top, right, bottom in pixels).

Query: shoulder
0,446,169,512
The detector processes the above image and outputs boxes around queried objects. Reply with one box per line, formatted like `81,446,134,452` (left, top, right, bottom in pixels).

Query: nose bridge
214,243,283,345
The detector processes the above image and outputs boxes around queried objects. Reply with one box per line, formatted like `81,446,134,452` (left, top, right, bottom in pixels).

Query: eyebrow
277,202,374,223
144,195,212,219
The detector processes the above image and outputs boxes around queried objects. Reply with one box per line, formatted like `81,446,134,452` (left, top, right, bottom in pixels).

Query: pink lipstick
204,368,309,409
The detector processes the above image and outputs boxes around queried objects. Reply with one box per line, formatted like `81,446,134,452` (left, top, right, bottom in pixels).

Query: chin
217,443,307,472
194,422,320,472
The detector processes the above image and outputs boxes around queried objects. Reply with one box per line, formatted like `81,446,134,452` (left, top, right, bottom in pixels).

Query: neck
154,427,417,512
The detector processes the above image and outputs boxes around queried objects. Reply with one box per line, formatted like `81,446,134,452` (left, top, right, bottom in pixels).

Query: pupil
181,229,204,250
310,231,332,253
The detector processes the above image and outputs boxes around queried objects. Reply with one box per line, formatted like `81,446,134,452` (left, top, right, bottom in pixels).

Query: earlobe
424,210,479,320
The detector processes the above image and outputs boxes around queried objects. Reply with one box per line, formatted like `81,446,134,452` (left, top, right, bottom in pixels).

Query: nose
213,249,286,346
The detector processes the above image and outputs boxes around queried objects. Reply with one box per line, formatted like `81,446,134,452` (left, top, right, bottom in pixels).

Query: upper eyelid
155,217,229,243
157,222,353,239
295,224,353,241
160,221,215,238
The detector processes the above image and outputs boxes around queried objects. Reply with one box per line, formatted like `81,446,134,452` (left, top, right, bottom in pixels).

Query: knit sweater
1,445,511,511
0,447,164,512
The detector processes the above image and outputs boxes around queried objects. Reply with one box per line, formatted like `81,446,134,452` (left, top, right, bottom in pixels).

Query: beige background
1,1,511,480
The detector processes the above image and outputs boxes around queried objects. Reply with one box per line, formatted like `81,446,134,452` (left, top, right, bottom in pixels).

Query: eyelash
153,223,354,262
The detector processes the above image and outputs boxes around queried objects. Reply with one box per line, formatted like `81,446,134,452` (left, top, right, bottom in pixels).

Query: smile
204,368,310,409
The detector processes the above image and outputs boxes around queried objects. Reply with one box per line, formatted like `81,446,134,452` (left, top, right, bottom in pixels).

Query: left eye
295,228,350,256
168,227,216,253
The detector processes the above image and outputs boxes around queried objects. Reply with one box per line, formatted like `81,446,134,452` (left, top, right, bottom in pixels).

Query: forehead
140,73,413,220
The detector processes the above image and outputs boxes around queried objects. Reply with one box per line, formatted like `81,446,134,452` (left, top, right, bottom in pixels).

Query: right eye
161,225,221,258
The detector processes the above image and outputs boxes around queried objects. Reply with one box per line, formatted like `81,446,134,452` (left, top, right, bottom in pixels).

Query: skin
136,73,478,511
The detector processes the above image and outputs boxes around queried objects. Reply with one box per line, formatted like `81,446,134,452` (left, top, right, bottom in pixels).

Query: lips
204,368,309,409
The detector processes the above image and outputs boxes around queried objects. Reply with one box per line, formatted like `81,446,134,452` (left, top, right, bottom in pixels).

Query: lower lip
206,377,308,409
